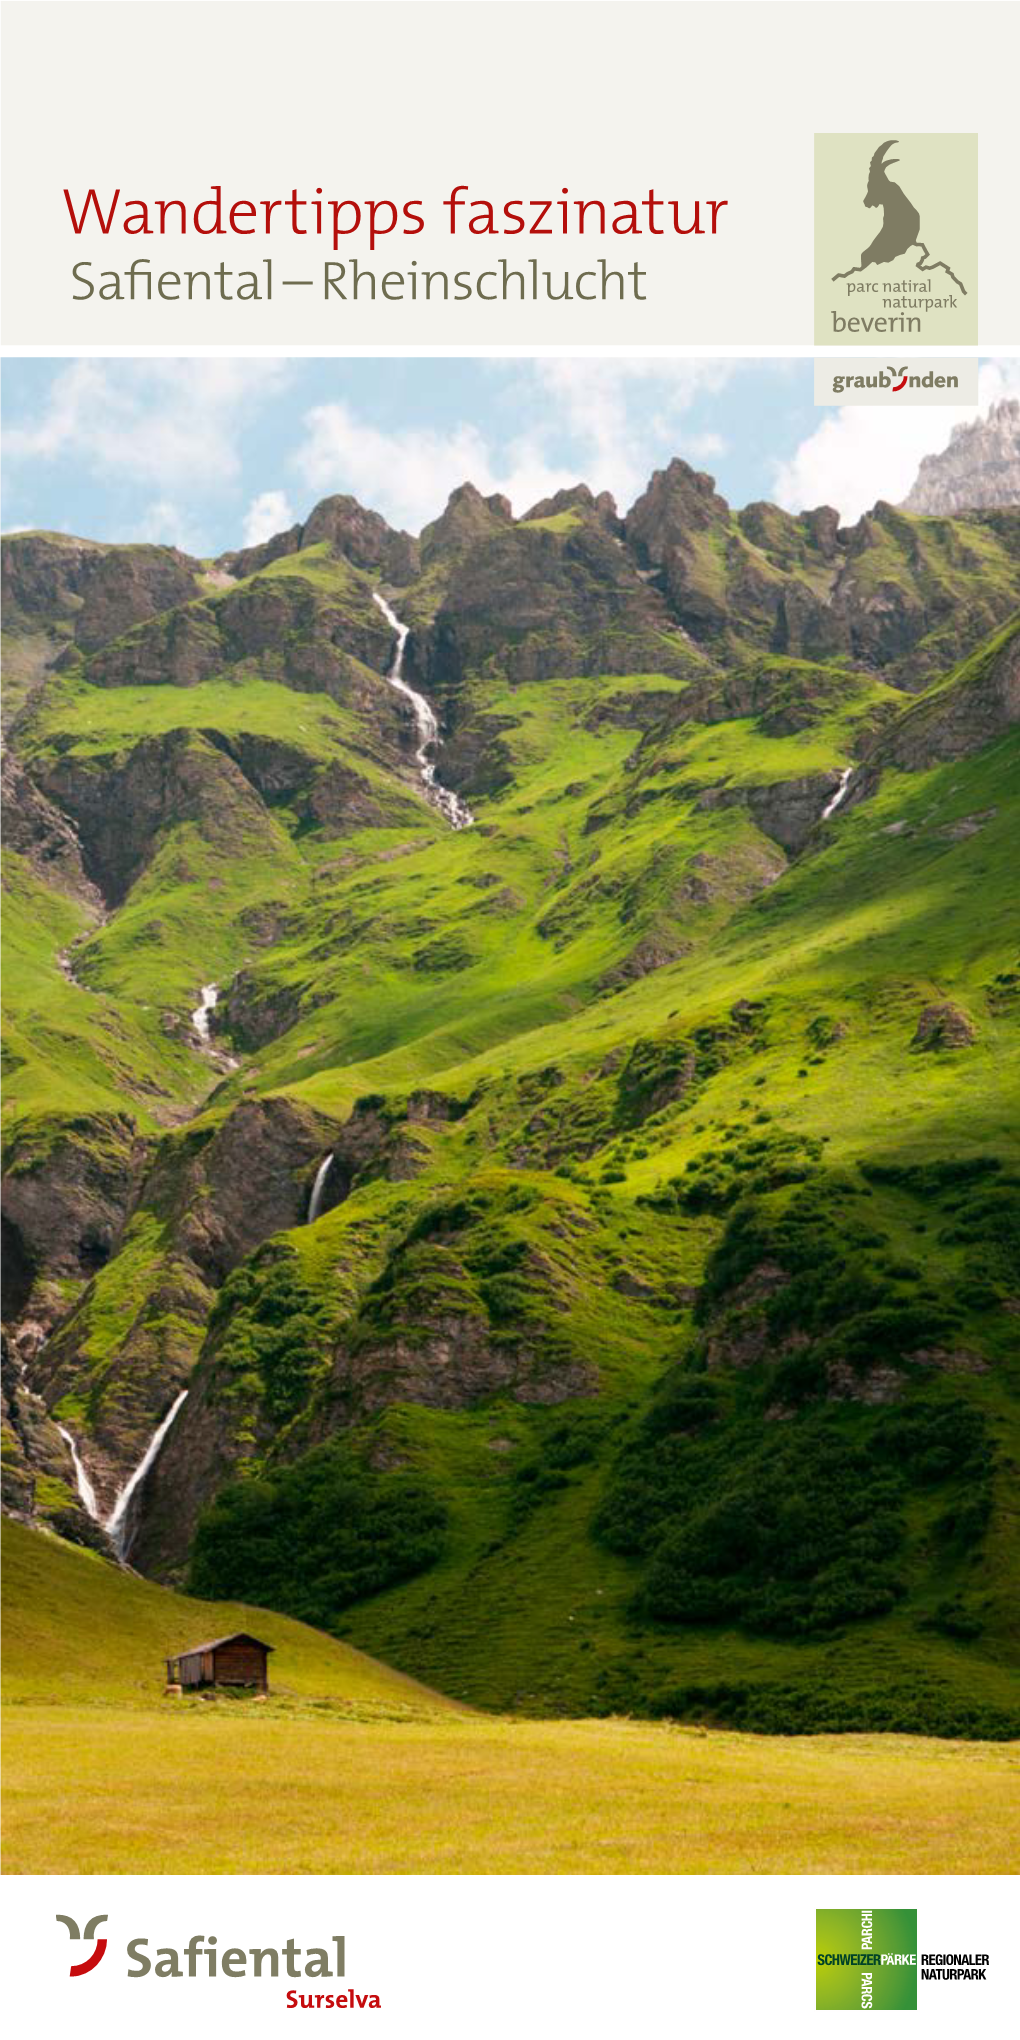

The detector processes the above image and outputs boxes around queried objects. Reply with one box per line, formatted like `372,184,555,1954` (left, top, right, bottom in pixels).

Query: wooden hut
166,1632,273,1694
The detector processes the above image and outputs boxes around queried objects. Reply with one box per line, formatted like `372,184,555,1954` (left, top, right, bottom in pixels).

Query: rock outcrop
0,752,103,907
902,400,1020,515
695,771,849,853
25,1094,343,1507
867,620,1020,772
407,512,699,732
2,1114,144,1321
1,532,203,650
218,492,419,585
33,730,285,907
911,1002,977,1050
419,482,514,566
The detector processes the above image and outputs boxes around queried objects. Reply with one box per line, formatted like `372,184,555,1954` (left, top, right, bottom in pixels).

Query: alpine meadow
3,407,1020,1873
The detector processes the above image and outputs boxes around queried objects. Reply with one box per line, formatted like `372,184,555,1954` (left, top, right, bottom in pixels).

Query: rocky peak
215,523,304,581
523,483,620,529
301,494,419,581
802,505,842,558
901,399,1020,514
218,493,419,586
626,459,731,560
420,482,515,565
735,500,843,570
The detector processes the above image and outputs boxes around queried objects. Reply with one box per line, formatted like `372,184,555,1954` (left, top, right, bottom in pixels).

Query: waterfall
191,982,219,1040
57,1425,100,1521
105,1390,189,1558
308,1154,334,1225
822,767,853,820
372,590,474,830
190,982,239,1069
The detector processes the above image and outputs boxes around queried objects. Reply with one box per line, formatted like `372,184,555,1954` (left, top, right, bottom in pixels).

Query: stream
373,591,474,830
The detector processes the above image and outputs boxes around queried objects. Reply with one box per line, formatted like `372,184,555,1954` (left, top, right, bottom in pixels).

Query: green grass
4,1520,1017,1875
1,1518,449,1716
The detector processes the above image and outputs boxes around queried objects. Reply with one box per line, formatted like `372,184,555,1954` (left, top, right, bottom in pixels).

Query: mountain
902,399,1020,514
3,466,1019,1737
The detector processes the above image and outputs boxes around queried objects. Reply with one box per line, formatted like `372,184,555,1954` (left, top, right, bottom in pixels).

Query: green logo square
817,1908,918,2010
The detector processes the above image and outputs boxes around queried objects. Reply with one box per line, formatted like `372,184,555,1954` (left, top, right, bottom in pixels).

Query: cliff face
0,533,204,649
902,399,1020,514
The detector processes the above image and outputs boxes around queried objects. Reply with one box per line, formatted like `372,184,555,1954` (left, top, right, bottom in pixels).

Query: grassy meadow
3,1520,1017,1875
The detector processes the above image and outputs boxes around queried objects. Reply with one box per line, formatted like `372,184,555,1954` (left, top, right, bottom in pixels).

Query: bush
189,1443,446,1624
211,1256,331,1420
646,1678,1020,1739
596,1406,908,1638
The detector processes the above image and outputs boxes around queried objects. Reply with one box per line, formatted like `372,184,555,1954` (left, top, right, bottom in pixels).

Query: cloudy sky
2,356,1017,555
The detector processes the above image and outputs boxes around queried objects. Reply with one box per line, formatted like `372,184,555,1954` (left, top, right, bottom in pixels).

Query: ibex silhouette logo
55,1912,109,1977
832,138,967,296
814,133,977,352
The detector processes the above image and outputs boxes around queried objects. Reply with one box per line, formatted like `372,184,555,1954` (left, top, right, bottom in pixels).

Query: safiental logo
55,1912,108,1977
52,1918,381,2007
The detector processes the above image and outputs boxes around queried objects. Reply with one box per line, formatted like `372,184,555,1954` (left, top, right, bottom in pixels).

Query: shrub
211,1256,331,1420
190,1442,446,1624
596,1406,908,1638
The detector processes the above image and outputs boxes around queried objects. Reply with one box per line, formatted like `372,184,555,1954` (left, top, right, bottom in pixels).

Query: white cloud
2,359,289,495
293,360,738,533
525,358,736,511
685,431,726,460
137,499,205,552
242,489,295,547
772,359,1020,524
294,401,579,532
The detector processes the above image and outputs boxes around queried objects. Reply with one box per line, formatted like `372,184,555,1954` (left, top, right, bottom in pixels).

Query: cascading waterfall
307,1154,334,1225
192,982,219,1040
57,1424,99,1519
372,590,474,830
57,1392,189,1558
822,767,853,820
190,982,239,1070
105,1390,189,1559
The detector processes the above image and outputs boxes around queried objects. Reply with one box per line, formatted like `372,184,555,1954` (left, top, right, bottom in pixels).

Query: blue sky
2,356,1016,556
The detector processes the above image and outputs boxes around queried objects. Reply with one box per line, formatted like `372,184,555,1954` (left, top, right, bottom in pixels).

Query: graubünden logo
55,1912,108,1977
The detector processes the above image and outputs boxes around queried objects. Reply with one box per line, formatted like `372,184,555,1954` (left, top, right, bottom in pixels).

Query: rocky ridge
902,400,1020,515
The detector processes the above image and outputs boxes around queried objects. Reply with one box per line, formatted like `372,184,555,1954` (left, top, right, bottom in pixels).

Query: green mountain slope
3,469,1018,1736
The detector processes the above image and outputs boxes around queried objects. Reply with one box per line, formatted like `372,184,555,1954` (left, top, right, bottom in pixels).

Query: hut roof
175,1632,274,1657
